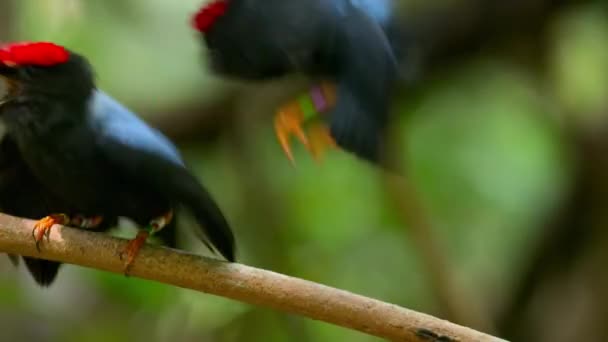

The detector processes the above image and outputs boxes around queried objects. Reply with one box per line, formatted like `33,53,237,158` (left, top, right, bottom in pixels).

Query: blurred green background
1,1,607,341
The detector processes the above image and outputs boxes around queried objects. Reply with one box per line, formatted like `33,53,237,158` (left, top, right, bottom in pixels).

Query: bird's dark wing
99,140,235,261
90,91,235,261
327,5,399,163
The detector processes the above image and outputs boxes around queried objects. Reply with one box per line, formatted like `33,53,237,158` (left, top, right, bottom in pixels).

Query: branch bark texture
0,213,504,342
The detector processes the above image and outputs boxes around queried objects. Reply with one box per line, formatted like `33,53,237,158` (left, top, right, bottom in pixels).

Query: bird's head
0,42,95,107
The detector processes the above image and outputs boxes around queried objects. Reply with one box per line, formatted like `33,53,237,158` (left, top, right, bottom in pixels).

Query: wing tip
193,205,237,263
210,225,237,262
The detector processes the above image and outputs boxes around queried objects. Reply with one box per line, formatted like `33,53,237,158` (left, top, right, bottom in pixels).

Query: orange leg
32,214,70,252
120,231,149,275
120,211,173,274
274,81,338,165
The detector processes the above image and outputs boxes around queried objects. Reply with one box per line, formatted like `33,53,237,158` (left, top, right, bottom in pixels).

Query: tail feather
22,257,61,287
170,170,236,262
189,189,236,262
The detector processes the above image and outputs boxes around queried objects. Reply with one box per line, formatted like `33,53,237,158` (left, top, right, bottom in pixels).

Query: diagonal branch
0,213,504,342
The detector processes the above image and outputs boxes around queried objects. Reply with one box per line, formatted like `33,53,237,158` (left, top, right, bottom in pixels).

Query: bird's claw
275,102,310,165
274,82,338,165
274,107,337,165
32,214,69,252
307,121,337,163
119,231,149,275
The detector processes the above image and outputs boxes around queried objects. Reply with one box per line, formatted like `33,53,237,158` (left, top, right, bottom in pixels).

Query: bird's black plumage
0,45,235,274
0,135,119,286
196,0,403,163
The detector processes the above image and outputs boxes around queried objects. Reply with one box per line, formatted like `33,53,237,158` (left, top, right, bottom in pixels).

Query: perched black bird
0,134,122,286
0,42,235,274
191,0,404,164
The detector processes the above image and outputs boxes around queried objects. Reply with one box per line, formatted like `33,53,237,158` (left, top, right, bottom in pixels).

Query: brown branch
0,213,504,342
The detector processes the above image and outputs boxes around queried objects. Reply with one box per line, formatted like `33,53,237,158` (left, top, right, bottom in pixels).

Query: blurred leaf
551,4,608,121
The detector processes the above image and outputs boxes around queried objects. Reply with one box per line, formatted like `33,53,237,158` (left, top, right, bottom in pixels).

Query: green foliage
1,1,605,341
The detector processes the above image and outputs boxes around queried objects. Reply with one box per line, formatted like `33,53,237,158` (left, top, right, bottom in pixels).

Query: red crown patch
0,42,70,67
192,0,229,33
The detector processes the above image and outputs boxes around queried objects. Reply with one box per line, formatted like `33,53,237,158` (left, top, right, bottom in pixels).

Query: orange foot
119,231,149,275
33,214,70,252
274,82,337,165
307,120,337,163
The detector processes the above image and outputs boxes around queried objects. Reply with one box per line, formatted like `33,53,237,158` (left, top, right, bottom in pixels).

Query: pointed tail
169,169,236,262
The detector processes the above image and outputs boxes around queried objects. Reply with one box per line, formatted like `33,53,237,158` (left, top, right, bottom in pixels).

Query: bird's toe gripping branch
33,214,69,252
32,214,104,252
274,82,337,165
120,211,173,274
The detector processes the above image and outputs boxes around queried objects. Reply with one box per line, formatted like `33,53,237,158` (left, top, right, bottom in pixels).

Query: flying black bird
0,42,235,274
191,0,404,164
